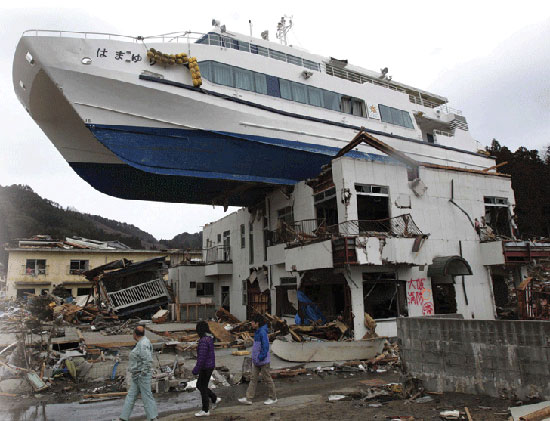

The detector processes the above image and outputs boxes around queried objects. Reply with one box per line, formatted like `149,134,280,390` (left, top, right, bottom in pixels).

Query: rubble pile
517,260,550,320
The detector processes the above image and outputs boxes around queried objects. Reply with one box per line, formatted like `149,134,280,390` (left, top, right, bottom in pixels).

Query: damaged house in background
84,257,171,317
170,130,550,338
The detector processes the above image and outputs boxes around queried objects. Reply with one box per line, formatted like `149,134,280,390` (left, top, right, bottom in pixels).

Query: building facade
170,153,522,338
5,237,175,298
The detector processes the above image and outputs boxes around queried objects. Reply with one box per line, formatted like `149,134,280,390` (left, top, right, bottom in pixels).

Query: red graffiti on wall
422,301,434,315
407,278,434,315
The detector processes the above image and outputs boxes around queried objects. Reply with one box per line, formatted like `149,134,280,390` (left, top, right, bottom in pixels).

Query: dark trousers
197,368,217,412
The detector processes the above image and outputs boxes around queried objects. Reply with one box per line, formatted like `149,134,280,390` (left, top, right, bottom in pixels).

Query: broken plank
465,407,473,421
519,405,550,421
232,350,251,356
82,392,128,399
207,321,235,343
289,329,302,342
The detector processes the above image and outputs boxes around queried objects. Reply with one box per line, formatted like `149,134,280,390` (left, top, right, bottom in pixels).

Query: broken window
249,223,254,265
240,224,246,248
484,197,511,237
363,272,407,318
77,288,92,296
17,288,35,299
315,187,338,226
355,184,390,232
223,230,231,261
69,259,88,275
25,259,46,276
277,206,294,225
431,281,457,314
242,280,247,305
196,282,214,297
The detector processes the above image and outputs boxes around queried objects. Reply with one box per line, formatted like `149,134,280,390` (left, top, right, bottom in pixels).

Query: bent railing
105,278,169,311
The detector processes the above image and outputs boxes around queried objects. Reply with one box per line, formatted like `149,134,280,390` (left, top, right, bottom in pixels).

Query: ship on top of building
13,18,491,207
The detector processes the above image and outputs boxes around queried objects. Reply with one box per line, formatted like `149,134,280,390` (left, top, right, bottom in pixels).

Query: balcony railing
335,214,423,238
21,265,48,276
205,245,231,264
270,214,424,246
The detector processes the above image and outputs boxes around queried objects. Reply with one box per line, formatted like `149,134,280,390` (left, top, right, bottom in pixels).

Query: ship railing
433,129,454,138
435,104,463,116
22,29,207,44
408,94,441,109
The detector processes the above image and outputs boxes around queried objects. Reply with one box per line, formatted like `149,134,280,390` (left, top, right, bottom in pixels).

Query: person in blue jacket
238,314,277,405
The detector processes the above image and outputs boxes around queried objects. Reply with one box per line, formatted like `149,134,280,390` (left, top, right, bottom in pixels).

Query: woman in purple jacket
192,321,220,417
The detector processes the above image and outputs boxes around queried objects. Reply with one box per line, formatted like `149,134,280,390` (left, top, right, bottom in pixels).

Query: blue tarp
294,291,326,325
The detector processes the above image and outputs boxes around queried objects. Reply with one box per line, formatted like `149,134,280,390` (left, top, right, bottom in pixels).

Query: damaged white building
170,131,520,338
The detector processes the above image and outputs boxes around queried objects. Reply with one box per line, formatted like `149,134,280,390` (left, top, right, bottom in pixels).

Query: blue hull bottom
82,124,391,205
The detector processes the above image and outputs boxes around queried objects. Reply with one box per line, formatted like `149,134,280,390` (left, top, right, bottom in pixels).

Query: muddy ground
0,365,518,420
160,372,513,421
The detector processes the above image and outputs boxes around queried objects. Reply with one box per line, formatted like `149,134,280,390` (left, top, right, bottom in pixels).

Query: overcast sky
1,1,549,240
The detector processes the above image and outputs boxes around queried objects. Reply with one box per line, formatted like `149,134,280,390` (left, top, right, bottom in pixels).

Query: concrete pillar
347,275,366,340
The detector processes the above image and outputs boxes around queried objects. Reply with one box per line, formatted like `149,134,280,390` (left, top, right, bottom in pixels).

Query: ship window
403,112,414,129
304,59,320,72
341,96,352,114
287,54,303,66
323,90,340,111
379,104,414,129
238,41,250,52
279,79,292,100
391,107,404,126
269,49,287,61
307,86,323,107
266,75,280,97
291,82,307,104
254,73,268,95
251,44,269,57
211,62,233,87
352,98,365,117
234,68,254,91
199,61,211,80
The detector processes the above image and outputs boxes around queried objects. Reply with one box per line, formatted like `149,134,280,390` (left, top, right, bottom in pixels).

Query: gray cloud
430,18,550,152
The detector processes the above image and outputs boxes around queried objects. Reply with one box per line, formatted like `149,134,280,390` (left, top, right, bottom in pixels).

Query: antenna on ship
276,15,293,45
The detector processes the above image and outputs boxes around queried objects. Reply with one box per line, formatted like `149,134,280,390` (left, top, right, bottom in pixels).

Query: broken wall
398,317,550,400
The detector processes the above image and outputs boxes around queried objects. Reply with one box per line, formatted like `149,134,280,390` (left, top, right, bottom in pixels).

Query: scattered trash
328,394,347,401
440,410,460,420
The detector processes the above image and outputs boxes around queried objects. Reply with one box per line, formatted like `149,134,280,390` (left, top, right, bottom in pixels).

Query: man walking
117,325,158,421
238,314,277,405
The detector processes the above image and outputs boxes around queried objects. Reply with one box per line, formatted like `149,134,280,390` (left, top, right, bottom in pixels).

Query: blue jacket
251,324,270,366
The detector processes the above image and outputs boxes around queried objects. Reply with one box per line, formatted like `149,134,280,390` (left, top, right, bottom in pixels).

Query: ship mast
276,16,293,45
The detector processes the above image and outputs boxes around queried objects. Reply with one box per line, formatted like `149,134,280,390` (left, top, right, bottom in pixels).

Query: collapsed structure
170,131,550,339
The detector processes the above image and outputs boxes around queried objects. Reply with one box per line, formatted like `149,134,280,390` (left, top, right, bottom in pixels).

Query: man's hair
196,320,211,337
253,314,266,326
134,325,145,337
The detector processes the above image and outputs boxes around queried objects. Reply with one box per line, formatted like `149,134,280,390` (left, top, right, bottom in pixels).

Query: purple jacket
193,335,215,375
251,324,270,366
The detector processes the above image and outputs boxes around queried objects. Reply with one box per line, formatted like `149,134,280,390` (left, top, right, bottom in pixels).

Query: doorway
221,286,230,311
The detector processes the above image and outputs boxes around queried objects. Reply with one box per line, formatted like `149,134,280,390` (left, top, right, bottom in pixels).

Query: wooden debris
232,350,251,356
270,368,307,378
519,405,550,421
152,309,169,324
465,407,473,421
0,393,17,397
216,307,241,324
289,328,302,342
207,321,234,343
82,392,128,399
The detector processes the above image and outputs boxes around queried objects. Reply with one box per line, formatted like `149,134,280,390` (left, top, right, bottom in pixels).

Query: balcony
204,245,232,277
205,245,231,264
271,215,427,268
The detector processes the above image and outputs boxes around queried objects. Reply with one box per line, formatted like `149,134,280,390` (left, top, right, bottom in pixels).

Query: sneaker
264,398,278,405
212,397,222,409
238,397,253,405
195,410,210,417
